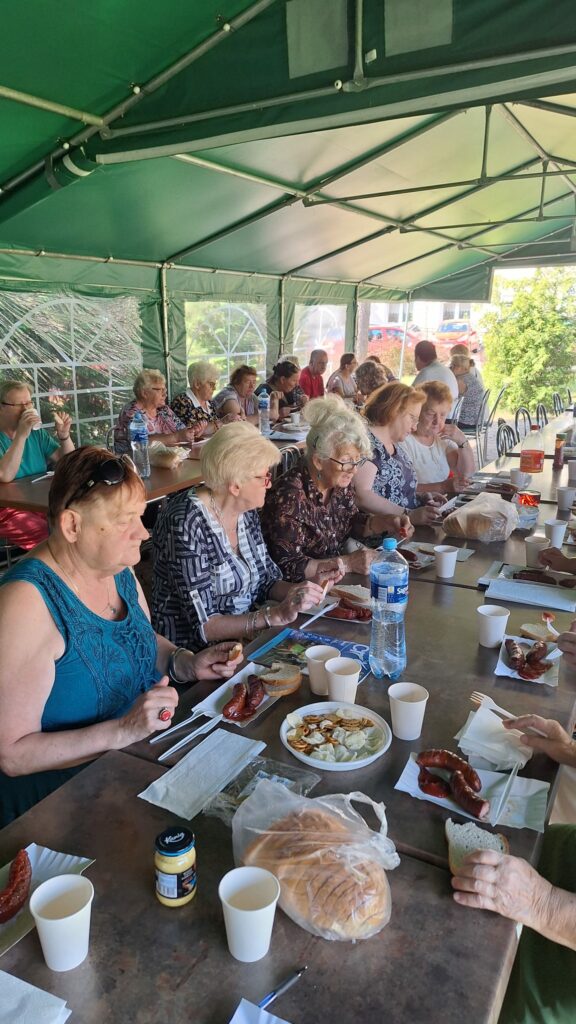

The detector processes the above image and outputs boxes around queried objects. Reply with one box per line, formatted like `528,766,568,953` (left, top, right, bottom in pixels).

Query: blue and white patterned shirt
151,490,282,650
369,430,419,509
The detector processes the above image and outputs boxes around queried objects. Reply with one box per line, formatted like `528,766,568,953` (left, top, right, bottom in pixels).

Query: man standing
299,349,328,399
0,379,74,549
412,340,458,401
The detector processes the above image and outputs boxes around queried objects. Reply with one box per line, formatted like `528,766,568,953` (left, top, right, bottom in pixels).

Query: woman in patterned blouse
261,398,413,582
354,382,446,526
170,360,221,438
152,423,324,650
114,368,202,454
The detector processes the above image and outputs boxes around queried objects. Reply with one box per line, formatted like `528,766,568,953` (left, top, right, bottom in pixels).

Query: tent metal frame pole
173,155,306,197
278,277,286,356
499,104,576,199
160,264,171,391
398,295,412,379
517,99,576,119
0,86,104,126
351,285,360,356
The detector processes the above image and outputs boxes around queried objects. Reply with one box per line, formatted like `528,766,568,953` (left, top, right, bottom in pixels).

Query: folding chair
271,444,301,482
514,407,532,438
458,389,491,468
450,395,464,424
567,388,573,408
496,423,518,457
481,384,508,463
552,392,564,416
535,403,548,428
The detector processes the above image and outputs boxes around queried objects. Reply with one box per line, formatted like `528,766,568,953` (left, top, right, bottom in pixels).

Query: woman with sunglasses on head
152,423,324,650
0,447,243,827
114,368,202,453
260,398,413,582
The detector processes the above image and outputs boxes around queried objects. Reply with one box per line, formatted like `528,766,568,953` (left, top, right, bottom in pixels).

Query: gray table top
479,454,576,504
507,410,574,458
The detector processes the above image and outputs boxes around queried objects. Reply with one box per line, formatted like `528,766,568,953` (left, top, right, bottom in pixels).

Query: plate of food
301,584,372,623
495,635,559,686
398,542,435,570
280,702,392,771
194,660,302,727
500,565,576,589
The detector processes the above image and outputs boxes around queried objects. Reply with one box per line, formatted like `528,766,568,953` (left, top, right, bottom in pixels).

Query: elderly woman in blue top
152,422,324,650
0,446,244,827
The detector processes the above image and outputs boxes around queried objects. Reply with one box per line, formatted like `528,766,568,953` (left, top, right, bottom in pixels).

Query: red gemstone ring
158,707,172,722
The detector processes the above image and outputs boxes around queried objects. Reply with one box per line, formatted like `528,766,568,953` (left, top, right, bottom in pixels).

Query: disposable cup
525,534,550,567
304,645,340,696
544,518,567,547
29,874,94,972
477,605,510,648
324,656,361,703
388,681,429,740
568,460,576,483
556,486,576,511
290,411,301,425
433,544,458,578
218,866,280,962
510,468,530,488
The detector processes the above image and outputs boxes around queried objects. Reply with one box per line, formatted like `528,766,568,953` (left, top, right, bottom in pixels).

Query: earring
317,470,322,481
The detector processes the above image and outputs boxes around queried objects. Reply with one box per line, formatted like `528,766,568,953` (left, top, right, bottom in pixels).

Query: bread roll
445,818,509,875
243,807,391,940
260,661,301,697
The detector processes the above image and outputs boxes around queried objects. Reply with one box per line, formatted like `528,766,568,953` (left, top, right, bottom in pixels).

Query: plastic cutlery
470,692,547,736
302,601,339,630
149,708,207,744
491,760,520,827
158,714,223,762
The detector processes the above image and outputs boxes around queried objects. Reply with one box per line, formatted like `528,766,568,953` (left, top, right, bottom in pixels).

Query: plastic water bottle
258,388,271,436
129,409,150,478
369,538,408,681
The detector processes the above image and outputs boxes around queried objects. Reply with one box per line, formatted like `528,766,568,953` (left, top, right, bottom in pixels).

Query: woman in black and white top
151,423,325,650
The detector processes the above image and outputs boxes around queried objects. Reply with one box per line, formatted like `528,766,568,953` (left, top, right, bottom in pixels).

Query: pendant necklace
47,541,119,617
209,492,239,552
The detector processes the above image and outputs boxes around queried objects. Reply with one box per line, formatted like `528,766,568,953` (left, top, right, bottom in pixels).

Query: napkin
485,578,576,612
139,730,266,819
229,999,292,1024
268,430,307,441
0,845,94,958
455,707,533,769
395,753,549,831
0,971,71,1023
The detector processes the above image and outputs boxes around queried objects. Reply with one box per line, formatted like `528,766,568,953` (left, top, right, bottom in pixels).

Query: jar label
155,865,197,901
519,450,544,473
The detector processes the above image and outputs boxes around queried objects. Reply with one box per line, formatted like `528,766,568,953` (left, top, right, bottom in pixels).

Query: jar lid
155,826,195,856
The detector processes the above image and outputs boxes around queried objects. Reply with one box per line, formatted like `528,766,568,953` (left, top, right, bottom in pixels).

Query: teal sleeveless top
0,559,160,825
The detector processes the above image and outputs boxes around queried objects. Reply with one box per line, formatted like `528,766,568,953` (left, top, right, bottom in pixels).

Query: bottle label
519,450,544,473
372,580,408,604
155,865,197,900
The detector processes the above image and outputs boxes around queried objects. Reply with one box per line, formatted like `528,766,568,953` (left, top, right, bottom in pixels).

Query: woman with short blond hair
152,422,324,649
400,380,475,493
115,368,201,453
170,360,221,437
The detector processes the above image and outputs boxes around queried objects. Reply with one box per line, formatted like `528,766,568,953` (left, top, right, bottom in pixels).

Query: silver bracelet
262,604,272,629
168,647,195,684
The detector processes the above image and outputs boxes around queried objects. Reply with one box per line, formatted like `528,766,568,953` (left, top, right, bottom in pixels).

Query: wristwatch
457,440,468,448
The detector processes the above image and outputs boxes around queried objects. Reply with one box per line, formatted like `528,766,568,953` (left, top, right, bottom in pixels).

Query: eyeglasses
150,386,167,392
65,455,136,509
1,399,33,408
255,471,273,487
328,457,368,471
206,381,218,388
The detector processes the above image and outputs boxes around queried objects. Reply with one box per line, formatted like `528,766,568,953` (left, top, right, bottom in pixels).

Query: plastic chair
552,392,564,416
535,403,548,428
514,407,532,438
496,423,518,457
481,384,508,463
567,388,573,407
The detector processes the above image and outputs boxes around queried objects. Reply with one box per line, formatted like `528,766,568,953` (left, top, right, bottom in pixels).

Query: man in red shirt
299,349,328,399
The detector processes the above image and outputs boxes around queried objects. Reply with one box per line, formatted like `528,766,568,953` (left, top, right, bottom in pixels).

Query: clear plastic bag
443,493,518,542
232,779,399,942
203,756,321,827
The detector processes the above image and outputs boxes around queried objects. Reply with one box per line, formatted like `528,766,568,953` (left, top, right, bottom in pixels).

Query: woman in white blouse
400,380,475,493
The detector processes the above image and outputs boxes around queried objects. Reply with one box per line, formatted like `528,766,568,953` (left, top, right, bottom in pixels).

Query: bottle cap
155,826,195,856
382,538,397,550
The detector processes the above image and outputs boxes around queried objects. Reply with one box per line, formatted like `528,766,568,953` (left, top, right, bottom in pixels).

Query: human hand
453,473,473,493
392,514,414,541
310,559,345,588
219,413,243,424
503,715,576,767
421,491,447,507
192,642,244,680
298,394,309,408
343,547,379,575
409,504,443,526
53,411,72,440
15,407,41,439
452,850,552,930
558,622,576,669
440,423,466,445
275,582,326,624
538,547,575,574
117,676,179,745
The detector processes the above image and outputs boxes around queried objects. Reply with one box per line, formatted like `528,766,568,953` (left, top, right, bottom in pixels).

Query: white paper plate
280,701,392,771
495,634,559,687
194,662,281,728
300,598,371,624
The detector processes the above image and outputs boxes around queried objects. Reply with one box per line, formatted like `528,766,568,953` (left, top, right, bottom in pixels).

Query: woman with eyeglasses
114,368,202,453
170,360,223,438
260,398,413,581
0,378,75,550
354,382,446,527
152,423,324,650
400,380,475,494
0,447,243,827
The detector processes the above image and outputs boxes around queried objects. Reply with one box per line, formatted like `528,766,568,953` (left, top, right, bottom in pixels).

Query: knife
491,761,520,827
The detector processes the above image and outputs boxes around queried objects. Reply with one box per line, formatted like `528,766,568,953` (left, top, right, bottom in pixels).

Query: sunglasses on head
65,455,136,509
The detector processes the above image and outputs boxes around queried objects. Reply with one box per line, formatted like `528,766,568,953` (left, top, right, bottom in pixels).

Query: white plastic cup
218,866,280,962
545,518,567,547
290,411,301,425
477,605,510,648
304,644,340,696
510,468,530,488
388,682,429,740
433,544,458,578
525,534,550,567
557,486,576,511
29,874,94,972
324,656,361,703
568,460,576,484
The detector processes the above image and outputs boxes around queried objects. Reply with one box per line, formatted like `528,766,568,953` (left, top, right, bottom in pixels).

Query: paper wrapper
395,754,549,831
0,844,94,957
229,999,292,1024
494,635,559,688
0,970,72,1023
455,707,533,769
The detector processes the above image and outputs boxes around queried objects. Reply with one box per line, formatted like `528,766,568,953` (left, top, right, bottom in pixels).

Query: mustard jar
154,826,197,907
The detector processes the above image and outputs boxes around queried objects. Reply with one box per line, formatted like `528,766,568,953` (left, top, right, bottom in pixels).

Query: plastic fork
157,714,223,762
470,692,547,736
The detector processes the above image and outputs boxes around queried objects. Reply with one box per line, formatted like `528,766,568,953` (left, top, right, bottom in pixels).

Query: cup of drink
29,874,94,972
433,545,458,578
290,411,301,426
477,605,510,648
568,460,576,483
218,866,280,962
304,645,340,696
525,534,550,567
388,682,429,740
517,490,541,507
324,656,362,703
557,486,576,512
545,519,567,547
510,468,530,488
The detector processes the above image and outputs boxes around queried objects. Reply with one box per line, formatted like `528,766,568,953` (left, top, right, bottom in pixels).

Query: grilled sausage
525,640,548,666
417,766,452,799
513,570,556,586
222,681,249,720
0,850,32,924
505,638,526,671
450,770,490,820
416,750,481,793
244,676,266,715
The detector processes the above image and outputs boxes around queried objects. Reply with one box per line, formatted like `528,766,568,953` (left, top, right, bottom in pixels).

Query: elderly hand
392,514,414,541
409,504,442,526
452,849,552,930
117,676,179,745
53,411,72,440
539,546,575,574
192,642,244,680
343,547,380,575
557,619,576,669
219,412,243,424
275,582,326,625
440,423,467,445
421,491,448,507
311,560,345,588
15,406,41,439
503,715,576,767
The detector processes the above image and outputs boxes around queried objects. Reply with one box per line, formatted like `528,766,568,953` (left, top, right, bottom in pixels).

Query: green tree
481,269,576,411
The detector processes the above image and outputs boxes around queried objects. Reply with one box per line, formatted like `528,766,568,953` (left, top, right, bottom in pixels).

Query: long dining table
506,409,575,458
